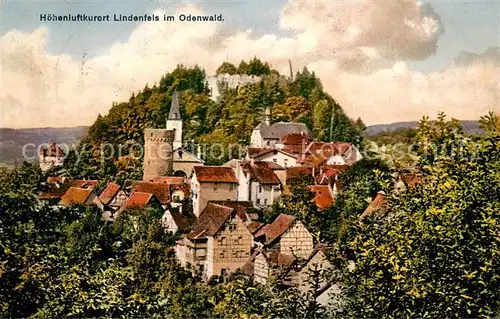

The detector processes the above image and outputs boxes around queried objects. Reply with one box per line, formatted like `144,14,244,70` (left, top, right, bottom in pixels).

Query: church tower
166,90,183,150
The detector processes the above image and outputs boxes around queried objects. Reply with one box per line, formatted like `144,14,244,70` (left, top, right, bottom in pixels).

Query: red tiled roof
70,180,100,189
39,143,65,157
308,185,334,210
241,162,281,185
187,203,235,239
168,208,192,231
246,221,265,234
247,147,274,158
360,191,388,220
147,176,185,185
286,166,313,182
279,133,312,155
193,166,238,183
255,214,296,245
122,191,155,210
59,187,94,206
253,161,285,170
315,168,344,185
279,132,312,145
132,182,170,205
208,200,254,222
98,182,121,205
307,142,352,157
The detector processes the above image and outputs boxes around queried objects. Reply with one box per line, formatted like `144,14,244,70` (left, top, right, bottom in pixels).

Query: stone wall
193,181,237,217
206,74,261,101
143,129,174,180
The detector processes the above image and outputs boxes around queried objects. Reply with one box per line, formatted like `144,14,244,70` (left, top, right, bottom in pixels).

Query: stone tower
143,128,174,181
166,90,183,150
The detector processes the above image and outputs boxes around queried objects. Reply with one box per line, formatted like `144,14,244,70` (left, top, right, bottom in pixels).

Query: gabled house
59,187,97,206
254,214,314,259
306,142,363,166
162,206,193,234
275,132,314,155
252,249,297,285
98,182,128,209
39,143,65,171
176,203,254,279
190,166,238,217
234,161,282,207
96,182,129,221
247,148,299,168
70,179,100,189
173,148,205,178
119,191,163,213
250,118,311,148
131,182,171,209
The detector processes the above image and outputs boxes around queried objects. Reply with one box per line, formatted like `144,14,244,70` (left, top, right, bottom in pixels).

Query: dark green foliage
216,62,238,75
338,117,500,317
62,60,361,178
0,165,323,318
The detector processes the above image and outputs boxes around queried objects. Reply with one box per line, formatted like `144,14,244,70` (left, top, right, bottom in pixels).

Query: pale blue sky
2,0,499,72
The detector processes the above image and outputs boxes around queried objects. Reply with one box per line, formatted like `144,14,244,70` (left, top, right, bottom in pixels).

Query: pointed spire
168,90,181,120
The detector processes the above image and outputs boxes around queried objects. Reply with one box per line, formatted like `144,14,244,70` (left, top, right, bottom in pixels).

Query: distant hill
365,120,482,136
0,120,483,166
0,127,88,167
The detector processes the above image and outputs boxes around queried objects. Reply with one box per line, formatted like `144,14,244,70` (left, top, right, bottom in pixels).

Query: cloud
1,1,498,128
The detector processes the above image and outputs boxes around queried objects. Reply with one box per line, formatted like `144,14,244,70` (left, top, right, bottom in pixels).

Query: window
257,198,261,205
273,158,278,163
214,183,218,191
259,186,262,193
173,195,181,202
219,250,227,259
264,198,268,205
284,158,288,167
228,224,236,232
237,236,243,245
221,268,229,277
218,237,227,245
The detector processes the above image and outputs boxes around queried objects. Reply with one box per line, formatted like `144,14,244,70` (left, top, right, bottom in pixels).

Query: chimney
197,143,202,159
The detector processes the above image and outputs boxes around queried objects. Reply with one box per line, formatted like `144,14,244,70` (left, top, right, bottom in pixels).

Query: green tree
479,110,500,134
342,120,500,317
216,62,238,75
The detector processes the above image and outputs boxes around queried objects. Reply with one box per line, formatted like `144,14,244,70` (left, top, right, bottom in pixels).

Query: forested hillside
1,114,498,318
62,59,365,183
